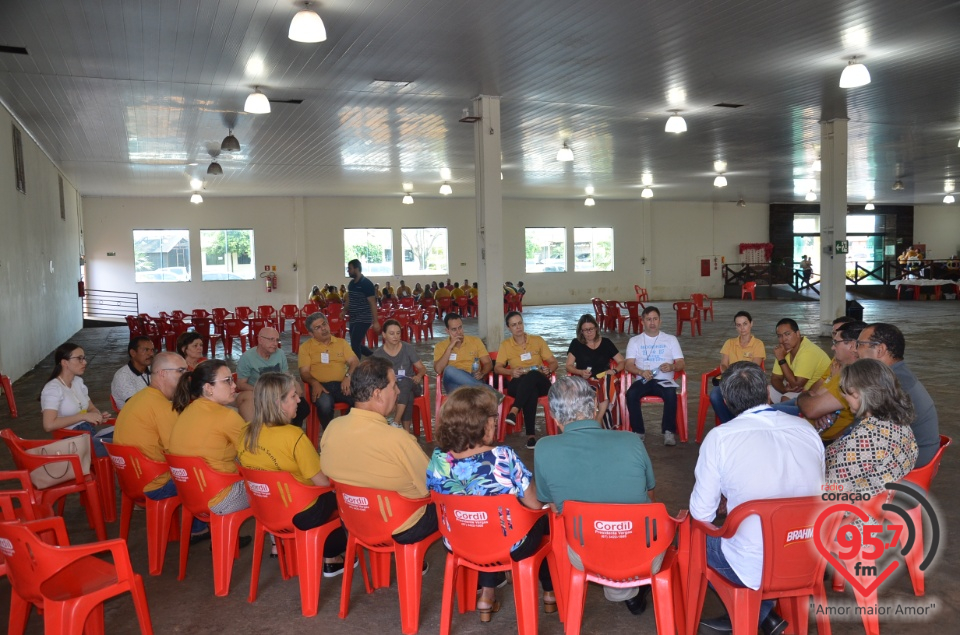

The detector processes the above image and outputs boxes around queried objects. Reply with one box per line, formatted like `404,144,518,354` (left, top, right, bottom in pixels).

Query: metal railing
724,259,960,291
83,289,139,320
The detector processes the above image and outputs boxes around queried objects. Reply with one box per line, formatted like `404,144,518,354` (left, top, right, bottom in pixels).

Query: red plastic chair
634,285,649,304
414,307,436,340
0,470,52,522
102,442,181,576
673,302,701,337
191,308,211,320
239,467,344,617
687,497,840,635
411,375,432,442
454,296,470,318
220,318,249,356
164,454,254,597
51,428,117,524
302,302,320,316
437,297,454,321
291,317,309,354
234,306,254,320
125,315,144,339
623,301,642,334
256,305,278,329
590,298,606,329
696,367,723,444
325,302,343,318
0,516,155,635
690,293,714,322
211,307,233,331
496,371,558,442
162,318,190,352
741,281,756,300
1,429,106,541
278,304,300,332
897,283,921,301
139,319,164,353
245,317,268,348
327,315,347,338
188,316,219,357
2,374,17,418
619,370,689,442
303,383,350,448
399,297,416,309
333,482,441,635
562,502,688,635
431,492,562,635
603,300,628,333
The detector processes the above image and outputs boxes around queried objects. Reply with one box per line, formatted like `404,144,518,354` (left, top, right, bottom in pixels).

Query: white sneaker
663,431,677,446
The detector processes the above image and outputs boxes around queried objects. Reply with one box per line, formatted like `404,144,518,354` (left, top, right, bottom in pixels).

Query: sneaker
189,531,211,545
526,436,537,450
323,558,359,578
663,431,677,446
505,411,518,427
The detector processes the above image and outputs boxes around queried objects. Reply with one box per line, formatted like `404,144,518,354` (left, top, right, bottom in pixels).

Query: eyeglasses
581,326,597,332
210,377,235,385
259,336,280,342
855,340,879,349
831,339,853,346
158,367,187,374
68,356,87,362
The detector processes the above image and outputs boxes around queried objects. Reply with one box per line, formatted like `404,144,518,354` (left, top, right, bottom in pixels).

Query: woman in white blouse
40,342,112,454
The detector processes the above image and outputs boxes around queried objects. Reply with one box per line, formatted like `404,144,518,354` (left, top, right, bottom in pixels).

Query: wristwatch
344,372,351,378
777,359,787,366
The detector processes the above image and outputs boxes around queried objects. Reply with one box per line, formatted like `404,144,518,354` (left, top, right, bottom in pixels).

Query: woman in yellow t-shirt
494,311,558,449
238,373,348,573
710,311,766,424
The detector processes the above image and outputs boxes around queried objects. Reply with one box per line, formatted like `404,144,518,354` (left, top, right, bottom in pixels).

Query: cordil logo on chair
594,520,633,537
453,510,488,527
247,482,270,497
170,467,188,481
343,494,369,510
0,537,13,557
108,455,126,469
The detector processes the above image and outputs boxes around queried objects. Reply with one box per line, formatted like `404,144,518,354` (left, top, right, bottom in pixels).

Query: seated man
769,318,830,404
236,327,309,425
320,357,437,544
111,335,156,409
796,321,865,441
433,312,494,394
397,279,412,298
535,376,655,616
434,284,452,300
450,282,464,300
693,362,824,635
298,312,358,429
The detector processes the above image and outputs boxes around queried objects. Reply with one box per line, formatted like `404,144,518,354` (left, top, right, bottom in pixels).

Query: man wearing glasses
854,323,940,467
769,318,830,403
111,336,156,409
299,312,359,429
235,327,308,425
796,321,865,441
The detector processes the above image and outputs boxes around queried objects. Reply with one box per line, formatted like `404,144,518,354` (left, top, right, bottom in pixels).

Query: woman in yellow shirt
710,311,766,423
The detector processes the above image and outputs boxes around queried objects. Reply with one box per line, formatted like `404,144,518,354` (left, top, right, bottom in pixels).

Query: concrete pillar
472,95,504,349
819,118,848,336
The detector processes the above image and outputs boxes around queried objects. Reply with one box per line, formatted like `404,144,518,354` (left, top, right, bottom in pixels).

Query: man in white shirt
624,306,685,445
111,336,155,409
691,362,824,635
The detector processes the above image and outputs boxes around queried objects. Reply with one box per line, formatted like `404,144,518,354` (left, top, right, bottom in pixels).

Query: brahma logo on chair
594,520,633,538
247,482,270,498
453,510,488,527
343,494,369,510
170,467,188,481
785,526,814,546
0,537,13,557
109,455,126,469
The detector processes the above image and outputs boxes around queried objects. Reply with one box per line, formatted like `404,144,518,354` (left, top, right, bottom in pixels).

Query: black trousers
291,491,348,558
504,371,551,435
393,502,440,545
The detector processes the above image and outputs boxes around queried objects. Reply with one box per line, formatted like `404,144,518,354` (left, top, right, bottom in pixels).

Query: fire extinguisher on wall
260,271,277,293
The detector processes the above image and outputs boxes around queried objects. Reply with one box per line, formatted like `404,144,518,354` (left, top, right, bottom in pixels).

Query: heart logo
813,503,900,598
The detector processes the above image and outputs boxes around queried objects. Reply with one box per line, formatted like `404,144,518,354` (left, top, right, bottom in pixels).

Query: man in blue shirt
345,259,380,358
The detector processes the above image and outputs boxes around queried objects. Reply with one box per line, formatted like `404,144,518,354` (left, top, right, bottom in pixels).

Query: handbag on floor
26,436,92,489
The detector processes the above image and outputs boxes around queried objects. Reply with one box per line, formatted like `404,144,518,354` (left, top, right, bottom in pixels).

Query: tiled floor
0,297,956,633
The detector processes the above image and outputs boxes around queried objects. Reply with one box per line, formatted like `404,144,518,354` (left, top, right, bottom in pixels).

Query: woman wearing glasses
565,314,624,428
40,342,113,455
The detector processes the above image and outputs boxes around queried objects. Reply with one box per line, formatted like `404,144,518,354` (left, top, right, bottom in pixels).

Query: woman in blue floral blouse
426,386,554,622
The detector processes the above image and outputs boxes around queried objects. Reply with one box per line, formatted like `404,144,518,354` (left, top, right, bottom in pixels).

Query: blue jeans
145,478,208,534
441,367,487,394
709,386,736,424
71,422,111,458
706,535,774,621
770,399,801,417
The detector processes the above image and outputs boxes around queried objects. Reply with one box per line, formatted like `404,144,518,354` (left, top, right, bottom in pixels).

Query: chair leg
248,523,266,604
440,557,458,635
339,539,359,619
396,546,428,635
82,482,107,541
512,555,542,635
564,570,587,635
8,590,31,635
295,529,324,617
132,574,156,635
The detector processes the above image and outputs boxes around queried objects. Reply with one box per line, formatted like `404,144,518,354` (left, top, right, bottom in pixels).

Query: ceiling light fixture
714,175,727,188
839,57,871,88
289,2,327,43
439,182,452,195
556,143,574,162
243,87,271,114
813,158,822,172
892,180,904,191
402,181,413,192
221,129,240,152
402,194,414,205
805,190,817,201
584,196,596,207
713,160,727,173
865,202,875,210
665,110,686,133
439,167,452,180
641,173,654,186
641,188,653,199
190,192,203,204
207,161,223,176
945,195,956,204
585,185,594,195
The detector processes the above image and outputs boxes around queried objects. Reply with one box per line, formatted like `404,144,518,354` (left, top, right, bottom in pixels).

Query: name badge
397,369,406,378
520,352,533,362
449,353,457,361
321,352,330,364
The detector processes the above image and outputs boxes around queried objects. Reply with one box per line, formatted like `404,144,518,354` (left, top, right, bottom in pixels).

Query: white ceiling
1,0,958,205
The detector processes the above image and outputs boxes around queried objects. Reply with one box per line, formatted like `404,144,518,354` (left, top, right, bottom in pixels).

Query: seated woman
238,372,348,572
709,311,766,423
565,314,624,428
176,331,207,371
40,342,113,456
309,284,324,306
495,311,558,450
426,386,554,621
413,282,423,301
372,319,426,433
828,358,918,500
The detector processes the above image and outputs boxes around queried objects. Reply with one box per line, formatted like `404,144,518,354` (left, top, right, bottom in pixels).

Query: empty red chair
690,293,714,322
327,315,347,338
414,307,436,340
291,316,309,354
125,315,144,339
590,298,606,329
619,370,689,443
399,297,416,309
603,300,627,333
103,442,181,576
256,305,278,329
188,316,219,357
1,374,17,418
562,502,688,635
431,492,561,635
411,375,432,442
1,429,106,541
634,285,649,304
673,301,701,337
220,318,249,356
239,467,345,617
52,428,117,524
333,482,440,634
696,367,723,443
191,308,211,320
741,281,756,300
437,297,454,321
246,317,268,348
302,301,320,315
325,302,343,318
139,319,164,353
234,306,254,320
162,318,191,352
164,454,254,597
278,304,300,332
623,301,642,334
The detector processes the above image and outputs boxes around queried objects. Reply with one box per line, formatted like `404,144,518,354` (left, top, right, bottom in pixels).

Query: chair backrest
280,304,300,319
673,301,696,319
103,442,171,504
190,316,213,336
903,435,951,490
332,481,430,547
0,429,86,486
192,308,211,319
399,297,415,309
211,307,232,323
327,315,345,336
292,316,308,334
690,293,707,308
235,306,254,320
171,310,188,320
302,302,320,315
431,492,545,566
743,281,756,292
257,305,276,319
624,300,641,320
0,517,72,606
222,318,246,337
164,453,241,518
0,470,46,521
239,467,334,535
562,501,680,581
125,315,144,336
247,318,268,344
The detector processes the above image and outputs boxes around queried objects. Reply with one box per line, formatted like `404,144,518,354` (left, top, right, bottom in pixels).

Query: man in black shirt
345,259,380,358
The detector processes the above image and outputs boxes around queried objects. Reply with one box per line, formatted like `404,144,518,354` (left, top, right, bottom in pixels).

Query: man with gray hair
693,362,824,635
534,376,656,616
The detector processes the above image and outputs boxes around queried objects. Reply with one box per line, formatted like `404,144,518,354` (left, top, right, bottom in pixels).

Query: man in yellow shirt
435,285,452,300
770,318,831,402
298,312,359,428
434,313,494,394
450,282,465,300
397,279,412,298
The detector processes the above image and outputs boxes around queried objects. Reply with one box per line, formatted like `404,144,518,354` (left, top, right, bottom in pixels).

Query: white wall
914,205,960,259
0,106,84,381
82,195,769,314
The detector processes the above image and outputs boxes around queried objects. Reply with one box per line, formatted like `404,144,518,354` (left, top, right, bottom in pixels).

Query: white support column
819,118,848,336
292,197,306,305
473,95,504,349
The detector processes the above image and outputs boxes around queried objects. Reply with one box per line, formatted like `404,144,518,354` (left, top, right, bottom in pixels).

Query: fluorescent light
945,194,956,204
805,190,817,201
289,6,327,43
713,160,727,173
865,202,875,210
402,194,414,205
439,183,452,195
713,175,728,187
243,87,271,114
190,193,203,204
813,158,821,172
839,58,871,88
641,188,653,199
665,111,686,133
556,143,574,162
584,196,596,207
641,172,653,186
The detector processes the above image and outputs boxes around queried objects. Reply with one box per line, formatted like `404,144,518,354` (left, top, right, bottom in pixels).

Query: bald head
151,352,186,399
257,327,281,356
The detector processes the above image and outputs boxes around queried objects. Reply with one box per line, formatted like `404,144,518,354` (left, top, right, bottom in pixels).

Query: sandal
477,599,501,623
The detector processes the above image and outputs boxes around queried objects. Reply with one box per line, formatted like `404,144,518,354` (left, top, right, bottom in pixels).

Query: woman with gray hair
827,358,918,497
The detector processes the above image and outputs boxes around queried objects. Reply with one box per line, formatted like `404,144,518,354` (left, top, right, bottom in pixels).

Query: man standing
693,362,824,635
345,259,380,358
855,323,940,467
320,357,437,544
535,376,655,616
298,312,359,429
624,306,685,446
796,321,865,440
770,318,830,402
111,336,156,409
433,313,494,394
235,327,309,425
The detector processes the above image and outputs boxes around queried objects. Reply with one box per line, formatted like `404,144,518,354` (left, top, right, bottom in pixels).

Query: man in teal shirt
535,376,656,616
